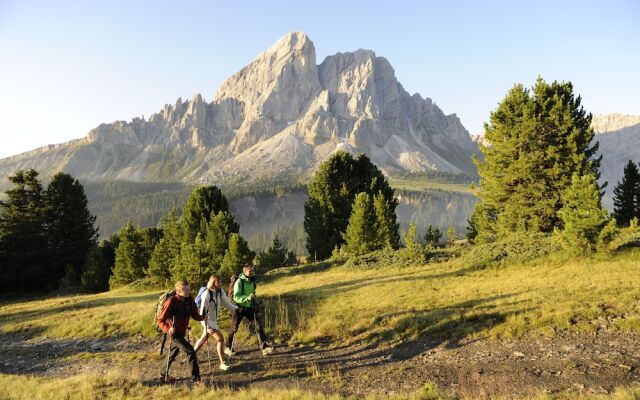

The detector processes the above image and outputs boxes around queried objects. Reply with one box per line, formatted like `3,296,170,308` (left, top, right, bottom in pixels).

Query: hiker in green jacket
224,264,274,356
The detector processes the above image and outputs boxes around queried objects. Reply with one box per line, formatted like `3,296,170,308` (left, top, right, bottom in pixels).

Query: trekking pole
164,317,175,383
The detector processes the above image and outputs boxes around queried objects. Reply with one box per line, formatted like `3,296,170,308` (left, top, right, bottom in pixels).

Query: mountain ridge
0,32,479,188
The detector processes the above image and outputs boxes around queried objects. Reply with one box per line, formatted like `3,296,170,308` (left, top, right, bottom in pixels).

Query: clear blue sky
1,0,638,158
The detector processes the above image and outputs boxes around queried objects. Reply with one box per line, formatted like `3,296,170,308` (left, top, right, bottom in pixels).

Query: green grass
2,248,640,346
0,288,161,339
2,373,640,400
2,247,640,399
0,372,443,400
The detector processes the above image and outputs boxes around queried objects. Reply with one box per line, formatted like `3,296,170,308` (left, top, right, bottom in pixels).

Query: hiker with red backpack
157,279,205,384
193,274,238,371
225,264,274,356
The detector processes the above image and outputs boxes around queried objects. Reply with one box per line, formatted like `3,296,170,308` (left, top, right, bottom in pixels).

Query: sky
0,0,639,158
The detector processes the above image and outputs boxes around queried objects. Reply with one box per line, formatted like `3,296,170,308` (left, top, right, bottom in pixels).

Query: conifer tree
219,233,254,281
81,247,111,292
109,222,147,288
474,78,602,239
342,193,377,256
446,225,458,245
424,225,442,247
0,169,48,291
172,234,212,286
255,235,289,270
613,160,640,227
182,186,231,243
403,221,422,258
554,173,610,253
203,211,238,269
148,209,182,283
45,172,99,285
305,151,398,260
373,191,400,250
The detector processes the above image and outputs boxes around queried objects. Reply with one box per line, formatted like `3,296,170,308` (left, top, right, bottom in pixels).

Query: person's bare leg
194,329,209,352
212,330,225,363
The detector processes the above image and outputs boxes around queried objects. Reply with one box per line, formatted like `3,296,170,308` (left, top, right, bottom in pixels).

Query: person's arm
221,289,238,311
157,298,173,332
190,298,205,321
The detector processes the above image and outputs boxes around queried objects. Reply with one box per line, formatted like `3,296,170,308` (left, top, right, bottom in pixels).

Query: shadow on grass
218,293,533,389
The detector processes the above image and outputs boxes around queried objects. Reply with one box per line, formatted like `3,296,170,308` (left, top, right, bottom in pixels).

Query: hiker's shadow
225,292,533,388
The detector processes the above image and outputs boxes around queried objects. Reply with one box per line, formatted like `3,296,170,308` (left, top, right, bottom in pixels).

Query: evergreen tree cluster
304,151,400,260
471,77,614,253
0,169,99,292
110,186,255,288
613,160,640,227
254,235,297,271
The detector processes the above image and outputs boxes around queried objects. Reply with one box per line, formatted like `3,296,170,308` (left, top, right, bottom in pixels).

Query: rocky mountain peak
0,32,481,189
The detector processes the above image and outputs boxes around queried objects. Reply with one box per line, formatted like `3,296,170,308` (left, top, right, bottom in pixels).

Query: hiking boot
219,361,230,371
224,347,235,356
261,345,274,356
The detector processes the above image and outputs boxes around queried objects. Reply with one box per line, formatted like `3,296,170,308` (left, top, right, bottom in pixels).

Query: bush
457,233,562,270
607,218,640,252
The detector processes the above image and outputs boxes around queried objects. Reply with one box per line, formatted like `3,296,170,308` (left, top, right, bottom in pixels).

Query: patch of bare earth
1,331,640,398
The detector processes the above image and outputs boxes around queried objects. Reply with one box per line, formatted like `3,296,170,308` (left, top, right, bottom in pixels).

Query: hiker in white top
194,274,238,371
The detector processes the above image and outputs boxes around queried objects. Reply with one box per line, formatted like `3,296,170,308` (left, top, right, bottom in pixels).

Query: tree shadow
222,292,533,388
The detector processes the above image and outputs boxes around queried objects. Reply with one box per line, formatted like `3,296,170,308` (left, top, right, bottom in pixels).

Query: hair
207,274,220,288
242,264,253,271
175,279,189,291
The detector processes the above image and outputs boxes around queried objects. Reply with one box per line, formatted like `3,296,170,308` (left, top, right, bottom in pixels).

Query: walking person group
156,264,273,384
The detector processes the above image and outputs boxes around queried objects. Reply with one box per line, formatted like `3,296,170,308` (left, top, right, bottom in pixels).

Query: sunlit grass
0,372,440,400
1,249,639,348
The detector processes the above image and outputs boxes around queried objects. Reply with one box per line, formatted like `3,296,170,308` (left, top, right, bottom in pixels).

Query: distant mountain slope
592,114,640,209
0,32,479,189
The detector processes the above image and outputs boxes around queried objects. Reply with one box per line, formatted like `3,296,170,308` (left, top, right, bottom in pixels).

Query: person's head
175,279,190,297
242,264,254,278
206,274,221,289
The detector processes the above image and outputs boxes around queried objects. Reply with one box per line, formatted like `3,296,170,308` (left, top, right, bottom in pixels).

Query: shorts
202,319,219,332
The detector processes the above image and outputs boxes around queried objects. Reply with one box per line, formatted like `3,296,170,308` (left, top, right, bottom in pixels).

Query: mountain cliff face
0,32,479,187
592,114,640,208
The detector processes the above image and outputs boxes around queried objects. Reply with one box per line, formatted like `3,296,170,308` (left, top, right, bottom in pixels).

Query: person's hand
168,326,175,335
249,293,256,300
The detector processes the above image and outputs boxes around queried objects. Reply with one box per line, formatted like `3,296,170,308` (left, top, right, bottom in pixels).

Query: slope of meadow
1,246,640,399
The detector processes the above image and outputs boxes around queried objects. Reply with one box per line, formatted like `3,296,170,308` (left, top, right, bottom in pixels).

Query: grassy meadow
2,244,640,399
2,248,640,345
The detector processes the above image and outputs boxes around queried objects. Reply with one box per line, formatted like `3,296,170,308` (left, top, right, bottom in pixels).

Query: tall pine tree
305,151,398,260
554,173,611,253
373,191,400,250
0,169,48,291
219,233,254,281
342,193,377,256
109,222,148,288
613,160,640,227
473,78,602,240
182,186,231,243
45,173,98,284
148,208,182,283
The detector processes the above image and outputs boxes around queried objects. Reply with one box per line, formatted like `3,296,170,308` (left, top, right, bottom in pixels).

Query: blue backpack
194,287,210,308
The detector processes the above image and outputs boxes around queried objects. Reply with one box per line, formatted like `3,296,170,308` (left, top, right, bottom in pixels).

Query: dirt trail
1,331,640,398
